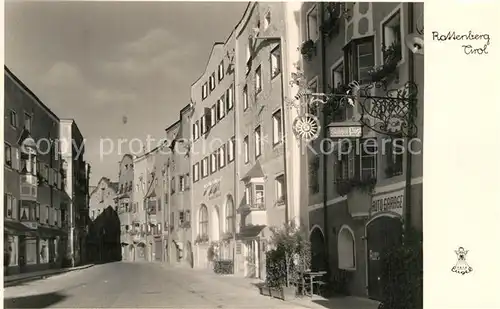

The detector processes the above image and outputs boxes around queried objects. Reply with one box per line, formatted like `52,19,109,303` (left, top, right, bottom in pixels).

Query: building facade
300,2,424,300
131,153,151,261
4,67,68,275
87,177,118,262
190,36,237,270
166,105,194,267
115,154,134,260
60,119,89,266
232,1,303,279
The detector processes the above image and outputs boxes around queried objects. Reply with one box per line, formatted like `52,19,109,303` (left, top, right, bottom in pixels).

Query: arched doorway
310,226,326,271
137,242,147,261
211,206,220,242
366,215,403,301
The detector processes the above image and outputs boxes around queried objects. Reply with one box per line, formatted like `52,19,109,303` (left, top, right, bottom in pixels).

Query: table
301,270,327,297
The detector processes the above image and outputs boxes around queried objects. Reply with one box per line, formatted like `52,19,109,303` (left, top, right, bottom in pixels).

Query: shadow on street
4,291,67,308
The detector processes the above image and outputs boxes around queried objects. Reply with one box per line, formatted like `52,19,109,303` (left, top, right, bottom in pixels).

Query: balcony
240,202,266,227
20,174,38,201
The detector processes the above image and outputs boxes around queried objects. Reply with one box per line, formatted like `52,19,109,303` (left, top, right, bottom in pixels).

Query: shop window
344,36,375,85
25,237,37,265
338,226,356,270
6,236,18,266
307,5,319,42
243,85,249,111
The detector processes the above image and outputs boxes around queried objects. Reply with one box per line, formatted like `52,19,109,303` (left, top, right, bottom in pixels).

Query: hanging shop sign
203,178,222,200
327,123,363,138
370,189,404,217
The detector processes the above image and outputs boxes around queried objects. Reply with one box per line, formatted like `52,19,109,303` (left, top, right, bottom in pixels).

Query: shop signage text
328,125,363,138
370,189,404,216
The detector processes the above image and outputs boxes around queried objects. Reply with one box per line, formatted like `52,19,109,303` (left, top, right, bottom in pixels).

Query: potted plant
368,41,402,82
263,221,311,301
299,40,316,61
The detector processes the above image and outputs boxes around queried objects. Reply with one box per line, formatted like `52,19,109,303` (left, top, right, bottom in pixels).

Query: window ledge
339,266,356,271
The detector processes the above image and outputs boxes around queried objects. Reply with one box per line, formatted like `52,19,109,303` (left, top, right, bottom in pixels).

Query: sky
5,1,248,186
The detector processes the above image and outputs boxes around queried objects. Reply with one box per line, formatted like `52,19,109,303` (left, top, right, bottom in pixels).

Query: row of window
305,4,403,86
198,202,235,238
8,109,32,131
192,137,235,183
243,45,281,110
193,84,234,140
309,138,404,194
4,194,62,226
201,60,226,100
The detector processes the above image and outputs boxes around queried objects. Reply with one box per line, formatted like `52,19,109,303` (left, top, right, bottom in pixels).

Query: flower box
269,286,297,301
299,40,316,61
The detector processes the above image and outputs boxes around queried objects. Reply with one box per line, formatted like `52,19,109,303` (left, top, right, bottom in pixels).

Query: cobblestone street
4,262,307,308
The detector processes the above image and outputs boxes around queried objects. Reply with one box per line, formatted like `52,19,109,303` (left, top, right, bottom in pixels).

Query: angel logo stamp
451,247,473,275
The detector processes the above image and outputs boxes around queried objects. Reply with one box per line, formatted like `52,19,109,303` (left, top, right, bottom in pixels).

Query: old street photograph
3,2,424,309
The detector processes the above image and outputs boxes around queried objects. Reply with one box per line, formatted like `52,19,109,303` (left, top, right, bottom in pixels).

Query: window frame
218,61,225,81
202,157,209,178
209,72,216,91
243,136,249,164
199,205,209,237
228,137,235,163
255,65,262,95
226,85,234,111
218,95,226,120
225,197,235,233
270,45,281,79
338,225,357,271
211,105,217,127
210,152,218,174
254,183,265,206
254,126,262,158
24,112,32,132
219,144,226,168
4,143,12,168
9,110,17,128
306,5,319,42
380,5,404,66
202,83,208,100
272,110,283,146
275,173,286,205
264,11,271,30
243,85,249,111
343,36,375,85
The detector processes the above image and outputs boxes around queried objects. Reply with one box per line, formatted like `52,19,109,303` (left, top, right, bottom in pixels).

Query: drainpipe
405,3,415,236
279,42,289,225
319,2,330,273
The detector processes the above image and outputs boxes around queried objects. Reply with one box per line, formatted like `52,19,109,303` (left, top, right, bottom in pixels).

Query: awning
236,225,266,240
4,221,37,236
240,161,264,182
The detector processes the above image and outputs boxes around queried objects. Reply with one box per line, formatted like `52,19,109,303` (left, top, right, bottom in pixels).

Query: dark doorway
366,216,403,301
310,227,326,271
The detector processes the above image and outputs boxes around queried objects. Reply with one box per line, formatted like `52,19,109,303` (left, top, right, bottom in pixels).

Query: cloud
42,61,137,105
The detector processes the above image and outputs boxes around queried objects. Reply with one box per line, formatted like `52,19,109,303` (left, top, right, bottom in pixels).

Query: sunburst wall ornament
292,114,321,143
